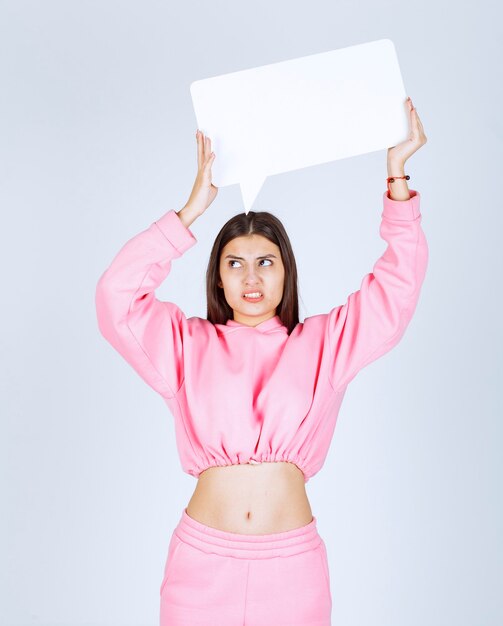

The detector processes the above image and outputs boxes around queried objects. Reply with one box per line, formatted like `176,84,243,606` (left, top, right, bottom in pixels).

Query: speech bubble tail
240,176,267,215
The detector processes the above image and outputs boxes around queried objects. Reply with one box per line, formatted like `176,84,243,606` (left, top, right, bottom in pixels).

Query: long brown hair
206,211,299,335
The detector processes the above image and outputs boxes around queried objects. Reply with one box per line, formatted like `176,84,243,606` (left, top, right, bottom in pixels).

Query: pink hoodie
95,189,428,483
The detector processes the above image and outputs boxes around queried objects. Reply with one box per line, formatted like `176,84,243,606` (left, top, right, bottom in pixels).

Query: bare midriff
185,461,313,535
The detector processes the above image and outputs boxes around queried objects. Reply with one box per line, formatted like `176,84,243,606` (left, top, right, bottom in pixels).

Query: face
218,234,285,327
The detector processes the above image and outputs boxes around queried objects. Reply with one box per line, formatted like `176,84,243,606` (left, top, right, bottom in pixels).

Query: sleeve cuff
382,189,421,221
153,209,198,254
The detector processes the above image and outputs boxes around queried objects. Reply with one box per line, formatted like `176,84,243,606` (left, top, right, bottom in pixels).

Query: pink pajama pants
159,507,332,625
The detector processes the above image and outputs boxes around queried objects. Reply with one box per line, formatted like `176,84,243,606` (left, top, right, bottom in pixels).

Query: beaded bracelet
387,175,410,196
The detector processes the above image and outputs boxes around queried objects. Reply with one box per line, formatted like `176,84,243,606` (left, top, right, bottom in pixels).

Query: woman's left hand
387,97,427,165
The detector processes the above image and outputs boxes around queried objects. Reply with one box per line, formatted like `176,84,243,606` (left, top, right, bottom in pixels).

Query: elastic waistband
174,508,322,559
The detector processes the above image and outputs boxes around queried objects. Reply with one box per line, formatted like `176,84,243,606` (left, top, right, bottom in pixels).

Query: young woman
95,96,428,626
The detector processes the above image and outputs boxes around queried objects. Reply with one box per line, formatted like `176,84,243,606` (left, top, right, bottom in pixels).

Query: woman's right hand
182,130,218,216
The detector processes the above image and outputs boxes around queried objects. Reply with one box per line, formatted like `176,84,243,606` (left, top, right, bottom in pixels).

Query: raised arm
95,210,197,398
327,96,429,392
95,128,219,399
327,188,428,392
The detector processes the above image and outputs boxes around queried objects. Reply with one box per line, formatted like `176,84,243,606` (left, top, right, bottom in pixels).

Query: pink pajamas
159,508,332,625
95,190,429,624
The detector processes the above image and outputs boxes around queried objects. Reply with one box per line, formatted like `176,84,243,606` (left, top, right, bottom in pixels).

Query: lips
242,291,264,300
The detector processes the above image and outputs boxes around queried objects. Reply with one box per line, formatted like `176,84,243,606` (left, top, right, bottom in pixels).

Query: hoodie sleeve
327,189,429,393
95,209,197,399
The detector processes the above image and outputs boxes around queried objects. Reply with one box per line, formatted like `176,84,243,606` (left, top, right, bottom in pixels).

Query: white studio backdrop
1,1,501,625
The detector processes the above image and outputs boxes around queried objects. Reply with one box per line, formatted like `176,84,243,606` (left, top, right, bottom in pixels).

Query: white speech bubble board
190,38,409,214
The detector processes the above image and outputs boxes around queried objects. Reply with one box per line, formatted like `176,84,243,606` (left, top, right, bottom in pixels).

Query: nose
244,265,260,282
244,276,261,291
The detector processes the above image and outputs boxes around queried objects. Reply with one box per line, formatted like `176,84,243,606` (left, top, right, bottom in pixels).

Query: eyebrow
224,254,278,260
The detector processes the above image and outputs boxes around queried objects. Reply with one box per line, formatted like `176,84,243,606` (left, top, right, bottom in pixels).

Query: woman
95,96,428,625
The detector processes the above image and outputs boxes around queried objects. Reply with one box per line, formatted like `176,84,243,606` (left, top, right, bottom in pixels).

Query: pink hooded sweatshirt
95,189,428,483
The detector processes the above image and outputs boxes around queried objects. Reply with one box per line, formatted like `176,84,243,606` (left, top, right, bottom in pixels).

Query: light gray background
1,1,501,625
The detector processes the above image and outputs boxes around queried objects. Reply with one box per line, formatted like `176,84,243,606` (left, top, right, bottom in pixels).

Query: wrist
177,203,203,229
387,160,406,176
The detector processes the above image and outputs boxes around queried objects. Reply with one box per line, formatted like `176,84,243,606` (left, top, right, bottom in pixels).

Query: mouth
242,291,264,302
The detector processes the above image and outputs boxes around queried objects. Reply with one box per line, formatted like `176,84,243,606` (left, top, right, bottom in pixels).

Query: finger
204,154,215,173
205,152,216,168
197,130,203,168
414,111,424,132
408,102,419,127
412,115,426,142
201,135,207,161
205,136,211,161
411,108,421,130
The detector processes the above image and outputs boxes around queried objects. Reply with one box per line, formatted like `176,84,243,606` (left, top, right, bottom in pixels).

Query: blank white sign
190,38,409,214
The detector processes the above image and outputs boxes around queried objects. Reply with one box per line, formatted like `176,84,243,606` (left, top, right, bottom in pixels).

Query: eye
227,259,273,268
